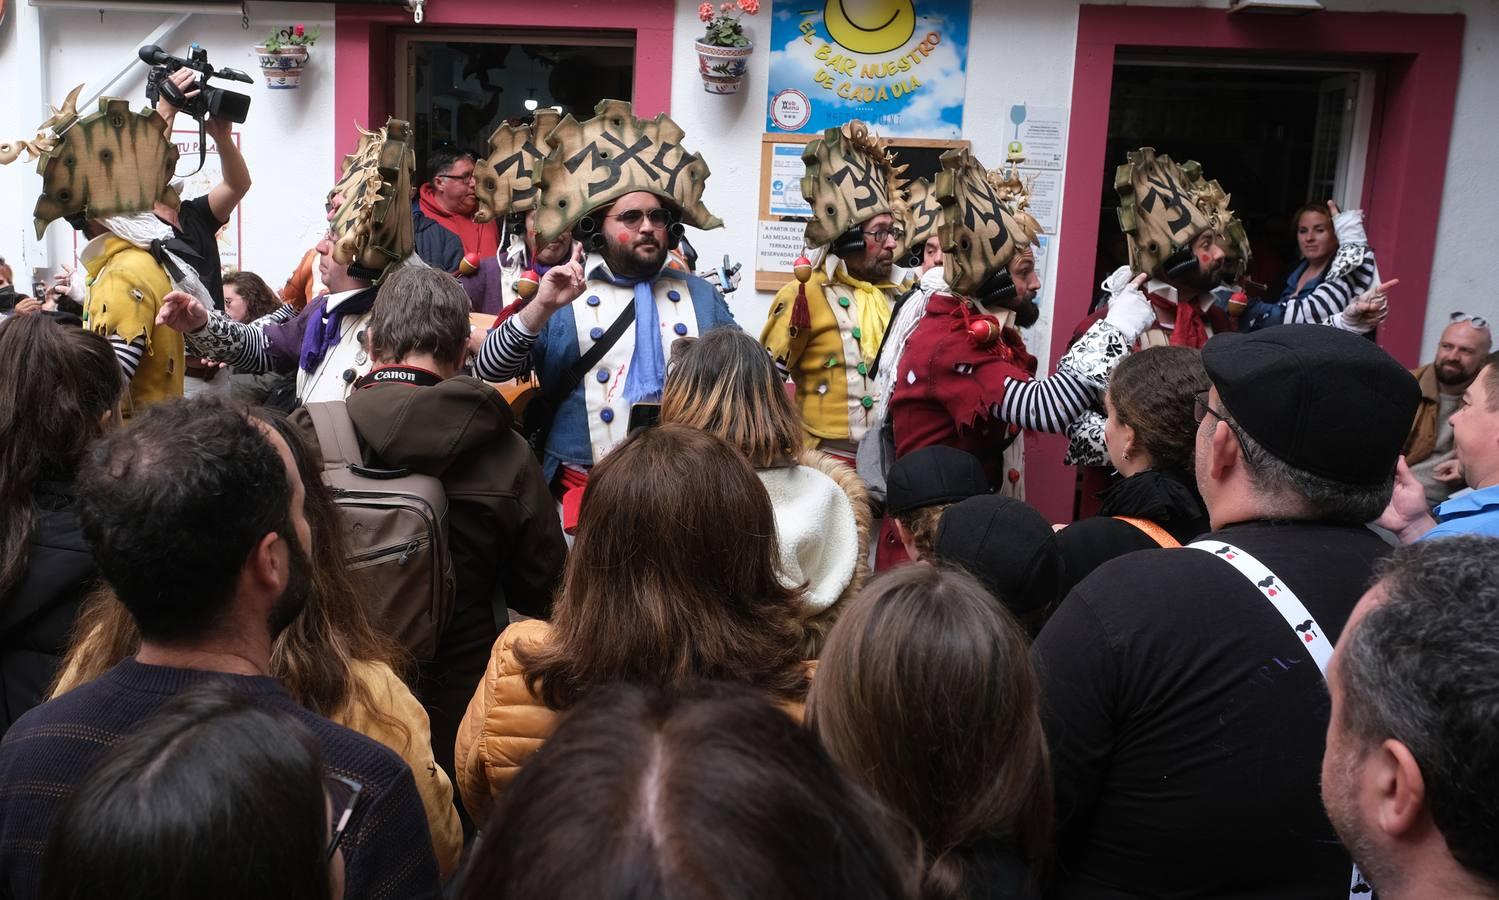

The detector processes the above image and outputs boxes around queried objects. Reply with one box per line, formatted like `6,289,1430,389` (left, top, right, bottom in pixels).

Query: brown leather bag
303,401,456,661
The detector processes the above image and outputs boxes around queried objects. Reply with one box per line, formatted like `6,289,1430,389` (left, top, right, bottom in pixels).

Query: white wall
0,1,336,291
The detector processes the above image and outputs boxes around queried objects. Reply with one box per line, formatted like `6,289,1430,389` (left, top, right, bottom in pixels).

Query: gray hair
1221,399,1393,524
1339,536,1499,886
367,265,471,366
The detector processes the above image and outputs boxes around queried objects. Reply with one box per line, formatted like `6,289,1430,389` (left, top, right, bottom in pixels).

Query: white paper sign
1003,105,1068,170
757,219,809,274
768,144,812,217
1015,165,1063,235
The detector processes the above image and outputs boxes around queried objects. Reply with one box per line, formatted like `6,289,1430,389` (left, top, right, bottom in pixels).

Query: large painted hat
473,108,562,225
988,160,1044,250
1183,160,1250,282
532,99,721,246
892,176,941,263
1114,147,1215,278
329,117,415,282
1,85,182,238
935,148,1023,297
799,119,904,249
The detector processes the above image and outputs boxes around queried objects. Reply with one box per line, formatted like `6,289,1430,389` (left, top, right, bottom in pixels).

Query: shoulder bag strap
302,401,362,472
1114,516,1182,548
1185,539,1369,899
545,299,637,405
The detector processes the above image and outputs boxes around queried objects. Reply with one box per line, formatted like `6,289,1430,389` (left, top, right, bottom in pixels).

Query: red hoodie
419,183,500,261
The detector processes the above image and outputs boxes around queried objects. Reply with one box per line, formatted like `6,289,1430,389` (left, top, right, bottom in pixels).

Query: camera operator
153,66,250,313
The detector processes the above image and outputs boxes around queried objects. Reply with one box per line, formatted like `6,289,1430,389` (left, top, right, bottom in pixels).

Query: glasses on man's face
862,227,905,246
607,208,671,229
436,171,476,185
1451,311,1490,331
325,774,363,862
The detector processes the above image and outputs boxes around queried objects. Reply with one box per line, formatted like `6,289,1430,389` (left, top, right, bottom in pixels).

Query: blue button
600,408,615,423
667,290,681,302
596,369,610,383
586,295,601,307
590,327,604,340
674,323,688,336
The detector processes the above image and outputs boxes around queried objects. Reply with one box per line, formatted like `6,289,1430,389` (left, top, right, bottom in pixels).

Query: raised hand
156,289,210,333
1376,457,1437,543
517,242,588,334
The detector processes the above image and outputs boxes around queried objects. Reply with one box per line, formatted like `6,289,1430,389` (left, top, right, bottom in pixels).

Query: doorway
394,31,635,181
1094,55,1375,303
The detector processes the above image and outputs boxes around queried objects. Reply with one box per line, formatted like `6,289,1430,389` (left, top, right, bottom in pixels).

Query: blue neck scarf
299,288,376,374
597,268,667,405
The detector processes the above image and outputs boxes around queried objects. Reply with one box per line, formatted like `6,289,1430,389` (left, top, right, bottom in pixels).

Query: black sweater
0,659,442,899
1055,469,1209,596
0,482,96,736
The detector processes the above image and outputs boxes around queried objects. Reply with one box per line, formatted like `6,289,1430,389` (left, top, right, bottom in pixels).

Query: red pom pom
515,269,540,300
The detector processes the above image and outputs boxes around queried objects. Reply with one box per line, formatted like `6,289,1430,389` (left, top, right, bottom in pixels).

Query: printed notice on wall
1003,105,1068,171
1015,166,1063,235
757,219,809,275
768,144,813,217
171,129,242,271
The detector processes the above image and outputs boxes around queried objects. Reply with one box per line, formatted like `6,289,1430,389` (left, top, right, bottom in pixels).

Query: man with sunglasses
1402,312,1493,507
1035,325,1421,900
761,122,910,461
413,148,499,273
474,101,733,516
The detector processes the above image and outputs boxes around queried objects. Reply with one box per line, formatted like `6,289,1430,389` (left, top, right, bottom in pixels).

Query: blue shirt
1422,483,1499,540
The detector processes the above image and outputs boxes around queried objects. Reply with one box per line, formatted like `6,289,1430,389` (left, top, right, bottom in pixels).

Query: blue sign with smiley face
765,0,969,138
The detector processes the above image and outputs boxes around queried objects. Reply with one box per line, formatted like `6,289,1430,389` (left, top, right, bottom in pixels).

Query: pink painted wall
1026,5,1465,523
332,0,675,170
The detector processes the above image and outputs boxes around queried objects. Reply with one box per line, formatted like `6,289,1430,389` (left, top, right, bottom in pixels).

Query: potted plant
254,24,320,90
695,0,757,95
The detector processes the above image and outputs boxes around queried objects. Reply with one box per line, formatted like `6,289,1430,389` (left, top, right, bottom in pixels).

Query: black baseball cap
886,446,991,515
1202,325,1420,485
934,495,1063,615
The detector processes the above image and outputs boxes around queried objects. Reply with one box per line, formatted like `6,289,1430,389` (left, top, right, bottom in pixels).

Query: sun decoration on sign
824,0,917,55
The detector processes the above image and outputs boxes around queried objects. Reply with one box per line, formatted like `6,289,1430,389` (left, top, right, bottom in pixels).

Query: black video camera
140,43,253,124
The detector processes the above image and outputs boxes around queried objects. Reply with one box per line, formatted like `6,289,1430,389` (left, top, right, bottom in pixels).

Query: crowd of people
0,74,1496,900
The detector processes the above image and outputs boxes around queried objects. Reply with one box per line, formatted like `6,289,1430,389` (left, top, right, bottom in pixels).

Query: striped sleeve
475,316,538,382
109,334,147,380
1285,253,1376,325
183,309,273,373
996,369,1096,435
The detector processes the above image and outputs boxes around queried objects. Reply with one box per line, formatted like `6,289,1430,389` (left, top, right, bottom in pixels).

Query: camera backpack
302,401,455,661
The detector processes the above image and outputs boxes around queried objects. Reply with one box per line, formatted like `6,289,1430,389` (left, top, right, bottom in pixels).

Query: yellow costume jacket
81,235,182,416
760,265,899,445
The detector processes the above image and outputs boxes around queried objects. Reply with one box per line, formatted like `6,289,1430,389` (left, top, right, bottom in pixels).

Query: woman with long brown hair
0,316,123,734
662,326,870,655
809,563,1053,900
455,424,811,823
52,407,465,876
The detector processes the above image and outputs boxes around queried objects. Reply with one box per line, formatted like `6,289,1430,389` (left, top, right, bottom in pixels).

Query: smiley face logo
824,0,916,55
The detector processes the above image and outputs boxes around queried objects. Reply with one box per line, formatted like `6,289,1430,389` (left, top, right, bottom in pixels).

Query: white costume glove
1332,208,1369,245
1100,265,1156,343
1330,282,1389,333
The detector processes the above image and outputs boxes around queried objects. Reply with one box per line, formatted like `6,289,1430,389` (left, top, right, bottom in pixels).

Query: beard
1435,361,1474,387
603,233,667,280
266,534,314,639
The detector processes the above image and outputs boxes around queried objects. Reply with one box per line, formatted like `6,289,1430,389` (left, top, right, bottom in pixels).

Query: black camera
140,43,253,124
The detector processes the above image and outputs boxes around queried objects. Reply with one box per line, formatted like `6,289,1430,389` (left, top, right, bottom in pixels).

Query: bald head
1434,320,1491,390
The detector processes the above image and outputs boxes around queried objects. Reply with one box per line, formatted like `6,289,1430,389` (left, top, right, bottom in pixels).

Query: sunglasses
1451,311,1490,331
325,774,363,862
607,208,672,229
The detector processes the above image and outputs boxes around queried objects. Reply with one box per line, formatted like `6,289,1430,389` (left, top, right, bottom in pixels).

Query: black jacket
1054,469,1209,595
0,482,97,735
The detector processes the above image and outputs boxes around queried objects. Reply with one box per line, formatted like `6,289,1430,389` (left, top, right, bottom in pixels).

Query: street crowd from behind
1,77,1498,900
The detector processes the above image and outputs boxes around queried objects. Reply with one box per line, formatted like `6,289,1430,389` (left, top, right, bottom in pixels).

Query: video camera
140,43,253,124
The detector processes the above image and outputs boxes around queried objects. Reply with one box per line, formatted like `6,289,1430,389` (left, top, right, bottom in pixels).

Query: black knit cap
934,495,1063,614
1202,325,1421,486
885,446,991,515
